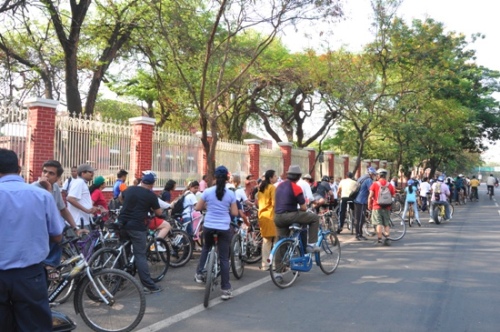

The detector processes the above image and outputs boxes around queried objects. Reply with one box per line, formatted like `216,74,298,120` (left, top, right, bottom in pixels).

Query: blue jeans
0,264,52,332
196,227,232,291
182,217,193,237
43,241,62,267
125,229,156,289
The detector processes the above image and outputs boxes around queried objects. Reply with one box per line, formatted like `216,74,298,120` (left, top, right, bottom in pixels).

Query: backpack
376,182,393,207
170,192,188,217
455,177,463,188
433,182,441,201
349,176,368,201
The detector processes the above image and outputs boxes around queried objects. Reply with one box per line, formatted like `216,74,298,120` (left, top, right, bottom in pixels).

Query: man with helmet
313,175,333,208
337,172,358,233
429,175,451,222
454,174,466,204
353,167,377,240
367,168,396,245
274,165,321,252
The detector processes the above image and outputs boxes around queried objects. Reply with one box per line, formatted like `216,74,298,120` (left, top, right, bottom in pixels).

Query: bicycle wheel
269,239,300,289
386,212,406,241
167,229,193,268
243,228,262,264
88,248,122,270
76,268,146,332
146,237,170,282
318,232,341,275
347,210,354,234
391,200,402,214
230,233,244,279
47,249,76,304
203,249,217,308
325,214,338,234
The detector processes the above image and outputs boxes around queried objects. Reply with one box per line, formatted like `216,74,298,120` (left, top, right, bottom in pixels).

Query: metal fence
152,128,201,188
0,105,29,179
260,147,283,177
216,138,249,178
54,113,132,185
291,148,310,175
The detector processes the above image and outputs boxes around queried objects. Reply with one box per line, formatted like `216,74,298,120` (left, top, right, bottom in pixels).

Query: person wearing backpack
353,167,377,241
453,174,465,204
429,175,451,223
367,168,396,246
181,181,200,237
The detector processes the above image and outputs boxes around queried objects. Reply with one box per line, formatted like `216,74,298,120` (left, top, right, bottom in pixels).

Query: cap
302,174,312,180
367,167,377,175
458,174,463,177
287,165,302,175
142,173,156,185
77,164,95,174
94,176,105,186
215,165,229,177
376,168,388,175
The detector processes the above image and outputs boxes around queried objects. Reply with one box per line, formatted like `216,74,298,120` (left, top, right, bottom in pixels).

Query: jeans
196,227,232,291
0,264,52,332
430,201,451,220
125,229,156,289
182,217,193,237
43,241,62,267
353,203,367,237
402,201,420,221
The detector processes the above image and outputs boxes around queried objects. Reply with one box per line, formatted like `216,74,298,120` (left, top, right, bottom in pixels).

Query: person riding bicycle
367,168,396,246
337,172,357,233
194,165,238,300
274,165,321,253
429,175,452,223
402,179,421,226
469,175,480,200
453,174,466,204
313,175,333,208
486,174,496,197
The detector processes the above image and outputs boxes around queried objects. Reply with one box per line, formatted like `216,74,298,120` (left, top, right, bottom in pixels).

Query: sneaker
143,286,163,294
336,227,343,234
194,273,204,284
383,239,391,246
154,242,166,252
376,238,383,245
306,244,321,253
429,219,434,223
221,289,233,300
357,235,368,241
416,220,421,227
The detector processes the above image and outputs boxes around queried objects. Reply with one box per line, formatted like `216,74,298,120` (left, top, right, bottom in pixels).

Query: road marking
498,210,500,216
137,276,271,332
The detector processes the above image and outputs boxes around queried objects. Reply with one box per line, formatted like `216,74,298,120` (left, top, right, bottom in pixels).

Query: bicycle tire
242,229,262,264
76,268,146,332
230,234,244,279
391,200,402,214
347,211,354,234
146,237,170,282
167,229,193,268
432,204,442,224
386,212,406,241
47,249,75,304
269,239,300,289
203,248,217,308
88,248,123,270
318,232,341,275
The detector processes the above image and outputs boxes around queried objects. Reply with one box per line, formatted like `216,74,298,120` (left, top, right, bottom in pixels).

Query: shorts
371,209,391,227
148,217,164,230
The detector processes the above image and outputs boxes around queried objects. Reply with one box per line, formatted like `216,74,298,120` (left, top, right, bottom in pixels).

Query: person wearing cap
274,165,321,253
67,163,98,229
297,173,314,204
336,172,357,233
401,179,421,227
119,172,165,293
194,165,238,300
367,168,396,245
0,149,63,331
353,167,377,240
429,175,451,222
313,175,333,208
90,175,108,213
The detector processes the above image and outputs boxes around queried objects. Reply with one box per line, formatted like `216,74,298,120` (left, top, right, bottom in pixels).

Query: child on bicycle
402,179,421,226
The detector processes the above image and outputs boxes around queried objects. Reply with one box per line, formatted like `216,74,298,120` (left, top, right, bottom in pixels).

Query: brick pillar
373,159,380,169
24,98,59,183
197,131,212,177
129,117,156,181
341,155,349,178
325,151,334,178
303,147,316,178
244,139,261,179
278,142,293,178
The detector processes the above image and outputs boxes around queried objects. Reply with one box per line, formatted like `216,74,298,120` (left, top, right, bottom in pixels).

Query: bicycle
89,227,170,283
458,189,466,205
268,218,341,289
469,187,479,202
201,232,221,308
48,253,146,332
229,217,259,279
431,202,454,224
406,202,421,227
362,210,406,241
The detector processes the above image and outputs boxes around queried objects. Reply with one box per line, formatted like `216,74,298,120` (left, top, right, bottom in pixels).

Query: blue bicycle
268,219,341,288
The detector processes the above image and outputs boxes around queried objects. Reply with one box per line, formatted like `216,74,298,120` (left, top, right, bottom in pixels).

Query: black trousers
338,197,354,229
353,202,367,237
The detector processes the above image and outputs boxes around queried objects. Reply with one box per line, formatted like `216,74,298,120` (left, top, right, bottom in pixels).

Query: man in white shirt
297,174,314,204
67,164,98,229
486,174,497,196
337,172,358,233
419,177,431,212
61,165,77,196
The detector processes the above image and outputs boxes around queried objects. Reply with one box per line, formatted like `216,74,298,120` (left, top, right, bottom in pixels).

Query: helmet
367,167,377,175
408,179,414,186
322,176,330,182
446,177,454,183
377,168,388,175
437,175,445,182
458,174,464,177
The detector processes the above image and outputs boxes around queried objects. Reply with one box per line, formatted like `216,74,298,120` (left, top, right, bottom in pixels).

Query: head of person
286,165,302,182
376,168,388,179
322,176,330,183
0,149,20,176
246,174,253,182
141,171,156,189
163,179,176,192
490,174,494,177
89,175,106,194
117,169,128,181
214,165,229,201
347,172,354,179
202,174,207,181
423,177,428,182
231,174,241,186
77,164,95,181
40,160,64,184
472,175,476,179
302,173,312,184
187,180,200,193
458,174,464,178
259,169,277,192
367,167,377,178
70,166,78,178
437,175,445,182
408,179,414,187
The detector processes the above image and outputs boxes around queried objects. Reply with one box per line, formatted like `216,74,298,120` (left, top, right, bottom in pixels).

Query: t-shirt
161,191,172,203
67,177,93,226
419,181,431,197
405,186,417,203
297,179,314,202
235,188,248,204
33,181,66,211
201,186,236,230
353,175,373,204
470,179,480,187
199,180,207,193
275,180,305,214
120,186,160,231
431,182,450,202
369,179,396,210
113,179,124,199
316,181,331,198
338,178,358,198
91,189,108,209
182,192,198,219
62,177,75,192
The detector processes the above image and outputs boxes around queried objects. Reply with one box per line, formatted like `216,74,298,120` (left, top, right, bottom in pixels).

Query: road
57,186,500,332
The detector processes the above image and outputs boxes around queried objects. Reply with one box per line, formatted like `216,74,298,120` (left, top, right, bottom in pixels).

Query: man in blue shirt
113,169,128,199
0,149,64,331
353,167,377,241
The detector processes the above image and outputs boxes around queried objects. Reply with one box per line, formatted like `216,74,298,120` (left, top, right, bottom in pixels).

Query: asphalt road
57,186,500,332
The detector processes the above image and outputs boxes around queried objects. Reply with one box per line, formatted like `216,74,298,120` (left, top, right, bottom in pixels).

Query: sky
278,0,500,164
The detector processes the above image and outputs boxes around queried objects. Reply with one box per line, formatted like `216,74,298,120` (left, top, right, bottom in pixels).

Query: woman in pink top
90,176,108,212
